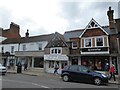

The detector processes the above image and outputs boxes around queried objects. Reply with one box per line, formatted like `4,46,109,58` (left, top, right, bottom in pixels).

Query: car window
81,66,89,72
69,65,78,72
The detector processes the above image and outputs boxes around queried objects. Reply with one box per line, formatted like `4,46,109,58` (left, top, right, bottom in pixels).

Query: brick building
64,7,120,75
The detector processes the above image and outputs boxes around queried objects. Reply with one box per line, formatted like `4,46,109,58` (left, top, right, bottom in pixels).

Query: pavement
6,69,119,85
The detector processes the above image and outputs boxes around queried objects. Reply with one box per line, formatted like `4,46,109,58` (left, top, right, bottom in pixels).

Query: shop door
112,57,118,75
72,59,78,65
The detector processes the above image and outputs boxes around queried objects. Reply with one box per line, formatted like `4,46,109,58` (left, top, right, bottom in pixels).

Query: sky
0,0,119,37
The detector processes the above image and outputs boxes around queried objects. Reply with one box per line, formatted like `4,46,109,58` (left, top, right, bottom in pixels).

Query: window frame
50,47,62,54
38,43,42,50
95,37,104,47
84,38,92,48
11,46,14,53
72,41,78,49
23,44,26,51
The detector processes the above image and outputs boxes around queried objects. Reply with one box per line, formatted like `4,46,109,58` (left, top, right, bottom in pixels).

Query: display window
81,57,109,71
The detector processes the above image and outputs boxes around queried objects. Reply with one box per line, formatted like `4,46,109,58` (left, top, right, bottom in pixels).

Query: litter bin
17,62,22,73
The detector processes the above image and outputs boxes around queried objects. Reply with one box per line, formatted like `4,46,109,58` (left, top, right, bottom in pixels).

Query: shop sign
81,47,108,52
44,55,68,61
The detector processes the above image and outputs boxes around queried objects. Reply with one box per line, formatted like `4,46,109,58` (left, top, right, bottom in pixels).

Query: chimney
25,29,29,37
107,6,115,29
10,22,20,30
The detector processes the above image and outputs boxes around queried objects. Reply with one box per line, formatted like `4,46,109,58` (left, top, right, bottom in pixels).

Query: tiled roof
64,26,117,41
1,33,54,44
63,29,84,41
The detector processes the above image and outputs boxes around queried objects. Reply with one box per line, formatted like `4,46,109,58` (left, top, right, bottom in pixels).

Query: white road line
31,83,49,88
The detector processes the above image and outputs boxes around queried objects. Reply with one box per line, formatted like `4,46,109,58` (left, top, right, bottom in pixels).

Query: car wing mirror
87,70,90,73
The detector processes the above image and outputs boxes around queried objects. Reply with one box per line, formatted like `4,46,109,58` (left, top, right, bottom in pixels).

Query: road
1,73,119,89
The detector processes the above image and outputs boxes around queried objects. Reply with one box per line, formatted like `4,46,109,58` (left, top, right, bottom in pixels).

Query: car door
68,65,79,81
77,66,93,82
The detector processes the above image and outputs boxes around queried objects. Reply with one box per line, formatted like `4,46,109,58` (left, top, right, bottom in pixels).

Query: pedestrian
109,64,116,81
24,62,27,71
54,64,59,75
105,63,109,76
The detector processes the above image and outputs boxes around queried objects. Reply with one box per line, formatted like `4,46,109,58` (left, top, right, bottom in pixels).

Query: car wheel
63,75,70,82
94,77,102,85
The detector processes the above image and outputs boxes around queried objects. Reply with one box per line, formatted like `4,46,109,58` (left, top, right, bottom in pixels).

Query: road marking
2,79,50,88
32,83,49,88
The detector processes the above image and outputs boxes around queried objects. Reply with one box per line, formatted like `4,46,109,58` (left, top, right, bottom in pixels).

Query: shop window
72,41,78,49
34,57,44,68
49,61,54,68
85,38,92,47
96,37,103,46
61,61,67,69
81,57,109,71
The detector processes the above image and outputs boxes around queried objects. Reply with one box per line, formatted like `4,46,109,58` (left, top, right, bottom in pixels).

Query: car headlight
101,74,107,77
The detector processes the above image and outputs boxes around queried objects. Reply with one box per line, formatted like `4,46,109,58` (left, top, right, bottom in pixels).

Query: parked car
0,63,7,75
61,65,108,85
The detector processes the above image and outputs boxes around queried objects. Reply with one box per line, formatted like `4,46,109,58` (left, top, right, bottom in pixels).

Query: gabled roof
1,33,54,44
46,32,68,48
80,18,108,37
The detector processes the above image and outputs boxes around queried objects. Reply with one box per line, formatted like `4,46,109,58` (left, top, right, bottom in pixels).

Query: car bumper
102,77,108,83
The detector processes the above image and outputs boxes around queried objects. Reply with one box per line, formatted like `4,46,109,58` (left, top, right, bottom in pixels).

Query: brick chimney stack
107,6,115,29
25,29,29,37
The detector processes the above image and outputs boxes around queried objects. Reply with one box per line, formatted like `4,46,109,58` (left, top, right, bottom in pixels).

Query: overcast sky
0,0,119,37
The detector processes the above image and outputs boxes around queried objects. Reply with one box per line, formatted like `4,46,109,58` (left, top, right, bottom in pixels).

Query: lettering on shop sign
82,47,108,52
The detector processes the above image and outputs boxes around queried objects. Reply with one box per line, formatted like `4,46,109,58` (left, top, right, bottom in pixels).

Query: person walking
109,64,116,81
24,62,27,71
54,64,59,75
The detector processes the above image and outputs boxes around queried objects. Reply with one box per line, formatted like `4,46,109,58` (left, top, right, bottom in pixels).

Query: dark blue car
61,65,108,85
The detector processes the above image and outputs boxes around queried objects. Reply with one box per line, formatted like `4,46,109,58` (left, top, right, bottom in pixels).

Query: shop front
44,54,68,74
81,55,118,75
81,56,110,71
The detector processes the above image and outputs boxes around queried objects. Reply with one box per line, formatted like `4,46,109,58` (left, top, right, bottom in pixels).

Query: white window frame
84,38,92,48
11,46,14,53
38,43,42,50
72,41,78,49
50,47,62,55
95,36,104,47
23,44,26,51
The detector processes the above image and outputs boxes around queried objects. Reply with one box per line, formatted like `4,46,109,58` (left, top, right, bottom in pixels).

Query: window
23,45,26,51
1,47,4,53
85,38,92,47
11,46,14,53
49,61,54,68
72,41,78,49
96,37,103,46
38,44,42,50
69,65,78,71
34,57,44,68
50,48,62,54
